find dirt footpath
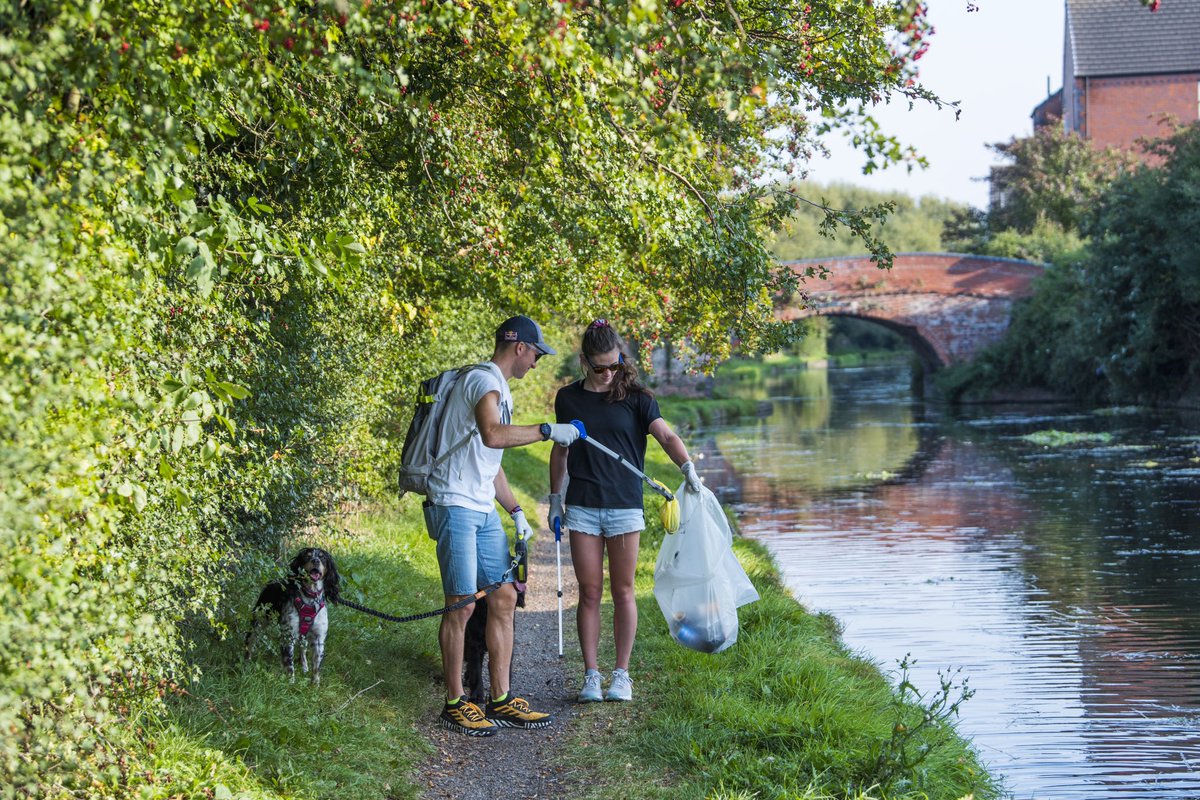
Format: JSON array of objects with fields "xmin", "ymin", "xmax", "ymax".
[{"xmin": 416, "ymin": 520, "xmax": 584, "ymax": 800}]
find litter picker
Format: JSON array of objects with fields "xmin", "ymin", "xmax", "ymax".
[{"xmin": 569, "ymin": 419, "xmax": 681, "ymax": 533}]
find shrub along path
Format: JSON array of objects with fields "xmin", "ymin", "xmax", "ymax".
[{"xmin": 417, "ymin": 502, "xmax": 585, "ymax": 800}]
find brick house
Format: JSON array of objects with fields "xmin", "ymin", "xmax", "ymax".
[{"xmin": 1057, "ymin": 0, "xmax": 1200, "ymax": 151}]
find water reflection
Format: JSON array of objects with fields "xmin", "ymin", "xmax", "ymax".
[{"xmin": 700, "ymin": 365, "xmax": 1200, "ymax": 800}]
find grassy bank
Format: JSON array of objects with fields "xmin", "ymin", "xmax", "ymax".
[
  {"xmin": 720, "ymin": 352, "xmax": 911, "ymax": 376},
  {"xmin": 657, "ymin": 395, "xmax": 767, "ymax": 431},
  {"xmin": 112, "ymin": 418, "xmax": 996, "ymax": 800}
]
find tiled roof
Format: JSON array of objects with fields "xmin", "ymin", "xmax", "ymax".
[{"xmin": 1067, "ymin": 0, "xmax": 1200, "ymax": 77}]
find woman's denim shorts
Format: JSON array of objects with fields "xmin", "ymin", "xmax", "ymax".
[
  {"xmin": 565, "ymin": 505, "xmax": 645, "ymax": 538},
  {"xmin": 423, "ymin": 504, "xmax": 512, "ymax": 596}
]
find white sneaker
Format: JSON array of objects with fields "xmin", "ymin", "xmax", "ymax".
[
  {"xmin": 578, "ymin": 669, "xmax": 603, "ymax": 703},
  {"xmin": 606, "ymin": 668, "xmax": 633, "ymax": 702}
]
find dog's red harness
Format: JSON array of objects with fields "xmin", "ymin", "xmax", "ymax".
[{"xmin": 293, "ymin": 588, "xmax": 325, "ymax": 636}]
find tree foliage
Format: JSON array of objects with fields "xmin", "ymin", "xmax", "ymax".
[
  {"xmin": 939, "ymin": 124, "xmax": 1200, "ymax": 404},
  {"xmin": 769, "ymin": 181, "xmax": 966, "ymax": 261},
  {"xmin": 943, "ymin": 124, "xmax": 1136, "ymax": 263},
  {"xmin": 1, "ymin": 0, "xmax": 941, "ymax": 792},
  {"xmin": 1077, "ymin": 124, "xmax": 1200, "ymax": 400},
  {"xmin": 984, "ymin": 125, "xmax": 1137, "ymax": 235}
]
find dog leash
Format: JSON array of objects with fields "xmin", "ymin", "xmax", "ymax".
[
  {"xmin": 332, "ymin": 583, "xmax": 504, "ymax": 623},
  {"xmin": 331, "ymin": 550, "xmax": 524, "ymax": 624}
]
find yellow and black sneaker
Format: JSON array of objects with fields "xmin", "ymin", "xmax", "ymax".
[
  {"xmin": 485, "ymin": 693, "xmax": 553, "ymax": 729},
  {"xmin": 440, "ymin": 696, "xmax": 498, "ymax": 737}
]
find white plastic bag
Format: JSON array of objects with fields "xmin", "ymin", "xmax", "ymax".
[{"xmin": 653, "ymin": 484, "xmax": 759, "ymax": 653}]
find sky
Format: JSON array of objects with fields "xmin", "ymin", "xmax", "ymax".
[{"xmin": 802, "ymin": 0, "xmax": 1066, "ymax": 210}]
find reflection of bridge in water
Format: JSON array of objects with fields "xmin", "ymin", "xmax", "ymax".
[{"xmin": 778, "ymin": 253, "xmax": 1044, "ymax": 372}]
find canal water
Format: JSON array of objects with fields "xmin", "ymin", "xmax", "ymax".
[{"xmin": 697, "ymin": 364, "xmax": 1200, "ymax": 800}]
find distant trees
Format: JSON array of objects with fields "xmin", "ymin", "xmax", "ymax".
[{"xmin": 769, "ymin": 182, "xmax": 967, "ymax": 261}]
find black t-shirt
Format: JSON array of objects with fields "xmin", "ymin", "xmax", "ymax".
[{"xmin": 555, "ymin": 381, "xmax": 662, "ymax": 509}]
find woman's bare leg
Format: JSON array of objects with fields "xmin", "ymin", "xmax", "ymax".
[
  {"xmin": 571, "ymin": 530, "xmax": 606, "ymax": 670},
  {"xmin": 606, "ymin": 530, "xmax": 641, "ymax": 671}
]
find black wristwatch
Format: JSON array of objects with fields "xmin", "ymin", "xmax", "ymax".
[{"xmin": 539, "ymin": 423, "xmax": 552, "ymax": 441}]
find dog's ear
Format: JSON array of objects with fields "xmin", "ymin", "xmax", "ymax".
[
  {"xmin": 287, "ymin": 550, "xmax": 309, "ymax": 577},
  {"xmin": 320, "ymin": 550, "xmax": 340, "ymax": 602}
]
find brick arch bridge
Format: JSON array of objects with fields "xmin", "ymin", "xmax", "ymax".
[{"xmin": 777, "ymin": 253, "xmax": 1045, "ymax": 370}]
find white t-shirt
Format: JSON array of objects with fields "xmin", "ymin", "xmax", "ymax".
[{"xmin": 426, "ymin": 362, "xmax": 513, "ymax": 513}]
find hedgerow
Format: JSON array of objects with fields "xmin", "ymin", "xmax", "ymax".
[{"xmin": 1, "ymin": 1, "xmax": 939, "ymax": 794}]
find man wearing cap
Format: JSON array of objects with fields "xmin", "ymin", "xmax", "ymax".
[{"xmin": 425, "ymin": 314, "xmax": 580, "ymax": 736}]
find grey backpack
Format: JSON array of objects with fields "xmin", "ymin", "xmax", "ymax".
[{"xmin": 397, "ymin": 365, "xmax": 487, "ymax": 496}]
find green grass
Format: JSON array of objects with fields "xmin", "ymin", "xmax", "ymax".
[
  {"xmin": 827, "ymin": 350, "xmax": 912, "ymax": 368},
  {"xmin": 114, "ymin": 506, "xmax": 447, "ymax": 800},
  {"xmin": 103, "ymin": 430, "xmax": 996, "ymax": 800},
  {"xmin": 725, "ymin": 354, "xmax": 819, "ymax": 373}
]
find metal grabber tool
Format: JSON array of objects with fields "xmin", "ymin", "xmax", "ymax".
[{"xmin": 568, "ymin": 419, "xmax": 681, "ymax": 533}]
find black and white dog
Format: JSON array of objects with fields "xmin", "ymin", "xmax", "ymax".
[{"xmin": 245, "ymin": 548, "xmax": 340, "ymax": 685}]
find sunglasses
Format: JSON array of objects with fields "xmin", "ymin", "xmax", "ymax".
[
  {"xmin": 585, "ymin": 354, "xmax": 624, "ymax": 374},
  {"xmin": 520, "ymin": 342, "xmax": 545, "ymax": 362}
]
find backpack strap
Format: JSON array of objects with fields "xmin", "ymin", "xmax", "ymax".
[
  {"xmin": 430, "ymin": 426, "xmax": 479, "ymax": 469},
  {"xmin": 429, "ymin": 363, "xmax": 494, "ymax": 472}
]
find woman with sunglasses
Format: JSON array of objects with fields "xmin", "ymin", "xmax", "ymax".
[{"xmin": 548, "ymin": 319, "xmax": 702, "ymax": 703}]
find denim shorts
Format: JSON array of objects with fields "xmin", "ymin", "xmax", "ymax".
[
  {"xmin": 423, "ymin": 503, "xmax": 513, "ymax": 596},
  {"xmin": 565, "ymin": 505, "xmax": 645, "ymax": 538}
]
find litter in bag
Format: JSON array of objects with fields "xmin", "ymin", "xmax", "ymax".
[{"xmin": 653, "ymin": 484, "xmax": 759, "ymax": 654}]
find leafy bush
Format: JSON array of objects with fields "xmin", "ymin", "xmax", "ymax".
[
  {"xmin": 0, "ymin": 0, "xmax": 952, "ymax": 793},
  {"xmin": 1075, "ymin": 126, "xmax": 1200, "ymax": 401}
]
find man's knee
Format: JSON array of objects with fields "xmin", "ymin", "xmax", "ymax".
[
  {"xmin": 443, "ymin": 599, "xmax": 477, "ymax": 629},
  {"xmin": 487, "ymin": 583, "xmax": 517, "ymax": 614}
]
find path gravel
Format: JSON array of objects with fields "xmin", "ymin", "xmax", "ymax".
[{"xmin": 416, "ymin": 518, "xmax": 586, "ymax": 800}]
